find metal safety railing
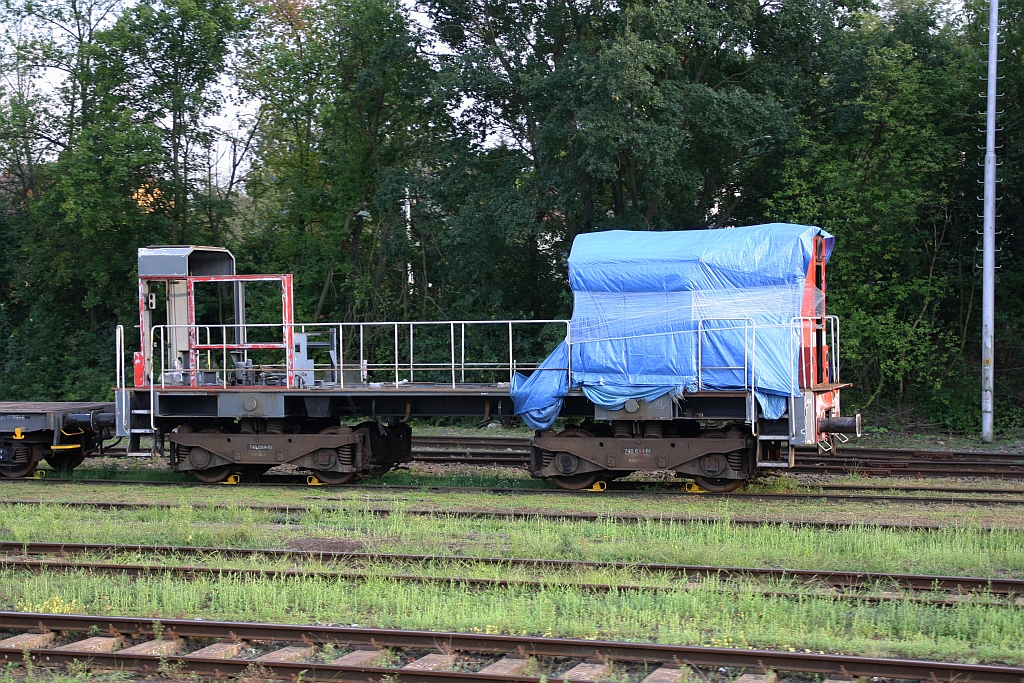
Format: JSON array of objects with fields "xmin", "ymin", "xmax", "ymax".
[
  {"xmin": 693, "ymin": 316, "xmax": 840, "ymax": 395},
  {"xmin": 693, "ymin": 315, "xmax": 841, "ymax": 425},
  {"xmin": 145, "ymin": 319, "xmax": 570, "ymax": 391},
  {"xmin": 789, "ymin": 315, "xmax": 840, "ymax": 392},
  {"xmin": 697, "ymin": 317, "xmax": 757, "ymax": 424}
]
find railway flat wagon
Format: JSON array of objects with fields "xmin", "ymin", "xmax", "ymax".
[
  {"xmin": 0, "ymin": 402, "xmax": 114, "ymax": 477},
  {"xmin": 100, "ymin": 223, "xmax": 859, "ymax": 489}
]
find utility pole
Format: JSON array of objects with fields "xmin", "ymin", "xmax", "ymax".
[{"xmin": 981, "ymin": 0, "xmax": 1000, "ymax": 443}]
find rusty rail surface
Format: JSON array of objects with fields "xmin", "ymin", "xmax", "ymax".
[
  {"xmin": 4, "ymin": 556, "xmax": 983, "ymax": 604},
  {"xmin": 4, "ymin": 473, "xmax": 1024, "ymax": 503},
  {"xmin": 0, "ymin": 612, "xmax": 1022, "ymax": 683},
  {"xmin": 3, "ymin": 540, "xmax": 1022, "ymax": 596},
  {"xmin": 0, "ymin": 498, "xmax": 1012, "ymax": 531},
  {"xmin": 0, "ymin": 498, "xmax": 1013, "ymax": 531}
]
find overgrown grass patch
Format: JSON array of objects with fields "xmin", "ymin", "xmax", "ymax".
[
  {"xmin": 2, "ymin": 503, "xmax": 1022, "ymax": 577},
  {"xmin": 2, "ymin": 568, "xmax": 1021, "ymax": 664},
  {"xmin": 4, "ymin": 480, "xmax": 1023, "ymax": 530}
]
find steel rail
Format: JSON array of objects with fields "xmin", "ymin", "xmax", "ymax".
[
  {"xmin": 5, "ymin": 475, "xmax": 1024, "ymax": 503},
  {"xmin": 412, "ymin": 436, "xmax": 1024, "ymax": 463},
  {"xmin": 0, "ymin": 557, "xmax": 1009, "ymax": 606},
  {"xmin": 1, "ymin": 612, "xmax": 1022, "ymax": 683},
  {"xmin": 789, "ymin": 464, "xmax": 1024, "ymax": 479},
  {"xmin": 3, "ymin": 540, "xmax": 1021, "ymax": 595},
  {"xmin": 0, "ymin": 499, "xmax": 1011, "ymax": 531}
]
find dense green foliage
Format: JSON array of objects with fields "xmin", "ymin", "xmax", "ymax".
[{"xmin": 0, "ymin": 0, "xmax": 1021, "ymax": 430}]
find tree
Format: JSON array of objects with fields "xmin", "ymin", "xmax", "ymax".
[
  {"xmin": 237, "ymin": 0, "xmax": 445, "ymax": 323},
  {"xmin": 767, "ymin": 3, "xmax": 979, "ymax": 425},
  {"xmin": 415, "ymin": 0, "xmax": 860, "ymax": 321},
  {"xmin": 99, "ymin": 0, "xmax": 240, "ymax": 244}
]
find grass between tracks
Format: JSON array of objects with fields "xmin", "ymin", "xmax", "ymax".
[
  {"xmin": 1, "ymin": 489, "xmax": 1023, "ymax": 665},
  {"xmin": 2, "ymin": 566, "xmax": 1023, "ymax": 664},
  {"xmin": 5, "ymin": 476, "xmax": 1024, "ymax": 529},
  {"xmin": 1, "ymin": 503, "xmax": 1023, "ymax": 577}
]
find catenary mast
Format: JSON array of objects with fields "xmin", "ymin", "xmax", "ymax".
[{"xmin": 981, "ymin": 0, "xmax": 1000, "ymax": 443}]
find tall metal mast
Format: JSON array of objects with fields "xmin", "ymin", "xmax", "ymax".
[{"xmin": 981, "ymin": 0, "xmax": 1000, "ymax": 442}]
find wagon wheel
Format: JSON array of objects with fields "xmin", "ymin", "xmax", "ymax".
[
  {"xmin": 310, "ymin": 426, "xmax": 358, "ymax": 485},
  {"xmin": 0, "ymin": 443, "xmax": 40, "ymax": 478},
  {"xmin": 690, "ymin": 428, "xmax": 748, "ymax": 492},
  {"xmin": 189, "ymin": 428, "xmax": 235, "ymax": 483},
  {"xmin": 550, "ymin": 427, "xmax": 605, "ymax": 491},
  {"xmin": 45, "ymin": 448, "xmax": 85, "ymax": 472},
  {"xmin": 692, "ymin": 476, "xmax": 746, "ymax": 493}
]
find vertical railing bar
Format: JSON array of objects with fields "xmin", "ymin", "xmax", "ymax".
[
  {"xmin": 450, "ymin": 323, "xmax": 456, "ymax": 389},
  {"xmin": 359, "ymin": 325, "xmax": 364, "ymax": 384},
  {"xmin": 751, "ymin": 320, "xmax": 757, "ymax": 430},
  {"xmin": 566, "ymin": 321, "xmax": 572, "ymax": 383},
  {"xmin": 339, "ymin": 324, "xmax": 345, "ymax": 388},
  {"xmin": 697, "ymin": 320, "xmax": 703, "ymax": 391},
  {"xmin": 160, "ymin": 327, "xmax": 166, "ymax": 389},
  {"xmin": 508, "ymin": 322, "xmax": 513, "ymax": 383},
  {"xmin": 461, "ymin": 323, "xmax": 465, "ymax": 383},
  {"xmin": 394, "ymin": 323, "xmax": 399, "ymax": 386},
  {"xmin": 115, "ymin": 325, "xmax": 122, "ymax": 391},
  {"xmin": 805, "ymin": 318, "xmax": 811, "ymax": 388},
  {"xmin": 410, "ymin": 322, "xmax": 414, "ymax": 383}
]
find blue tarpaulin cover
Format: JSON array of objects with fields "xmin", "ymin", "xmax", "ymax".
[{"xmin": 511, "ymin": 223, "xmax": 834, "ymax": 430}]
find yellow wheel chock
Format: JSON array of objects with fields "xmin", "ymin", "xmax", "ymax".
[
  {"xmin": 685, "ymin": 482, "xmax": 708, "ymax": 493},
  {"xmin": 306, "ymin": 475, "xmax": 324, "ymax": 486},
  {"xmin": 220, "ymin": 474, "xmax": 241, "ymax": 485},
  {"xmin": 586, "ymin": 481, "xmax": 607, "ymax": 492},
  {"xmin": 31, "ymin": 470, "xmax": 46, "ymax": 479}
]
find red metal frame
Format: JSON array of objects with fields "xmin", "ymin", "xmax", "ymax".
[
  {"xmin": 136, "ymin": 273, "xmax": 295, "ymax": 388},
  {"xmin": 798, "ymin": 236, "xmax": 828, "ymax": 390}
]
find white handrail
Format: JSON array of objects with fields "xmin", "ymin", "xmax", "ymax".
[
  {"xmin": 145, "ymin": 319, "xmax": 571, "ymax": 389},
  {"xmin": 115, "ymin": 324, "xmax": 125, "ymax": 391}
]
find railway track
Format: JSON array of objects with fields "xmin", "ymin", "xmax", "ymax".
[
  {"xmin": 7, "ymin": 556, "xmax": 991, "ymax": 604},
  {"xmin": 9, "ymin": 476, "xmax": 1024, "ymax": 497},
  {"xmin": 411, "ymin": 436, "xmax": 1024, "ymax": 476},
  {"xmin": 5, "ymin": 473, "xmax": 1024, "ymax": 504},
  {"xmin": 0, "ymin": 498, "xmax": 1012, "ymax": 531},
  {"xmin": 5, "ymin": 540, "xmax": 1022, "ymax": 596},
  {"xmin": 1, "ymin": 612, "xmax": 1021, "ymax": 683},
  {"xmin": 19, "ymin": 436, "xmax": 1024, "ymax": 488}
]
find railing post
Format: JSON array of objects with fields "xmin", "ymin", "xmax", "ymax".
[
  {"xmin": 394, "ymin": 323, "xmax": 399, "ymax": 386},
  {"xmin": 115, "ymin": 325, "xmax": 124, "ymax": 391},
  {"xmin": 508, "ymin": 321, "xmax": 513, "ymax": 383},
  {"xmin": 409, "ymin": 322, "xmax": 414, "ymax": 383},
  {"xmin": 339, "ymin": 324, "xmax": 345, "ymax": 388},
  {"xmin": 697, "ymin": 320, "xmax": 703, "ymax": 390},
  {"xmin": 566, "ymin": 321, "xmax": 572, "ymax": 383},
  {"xmin": 450, "ymin": 322, "xmax": 456, "ymax": 388}
]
